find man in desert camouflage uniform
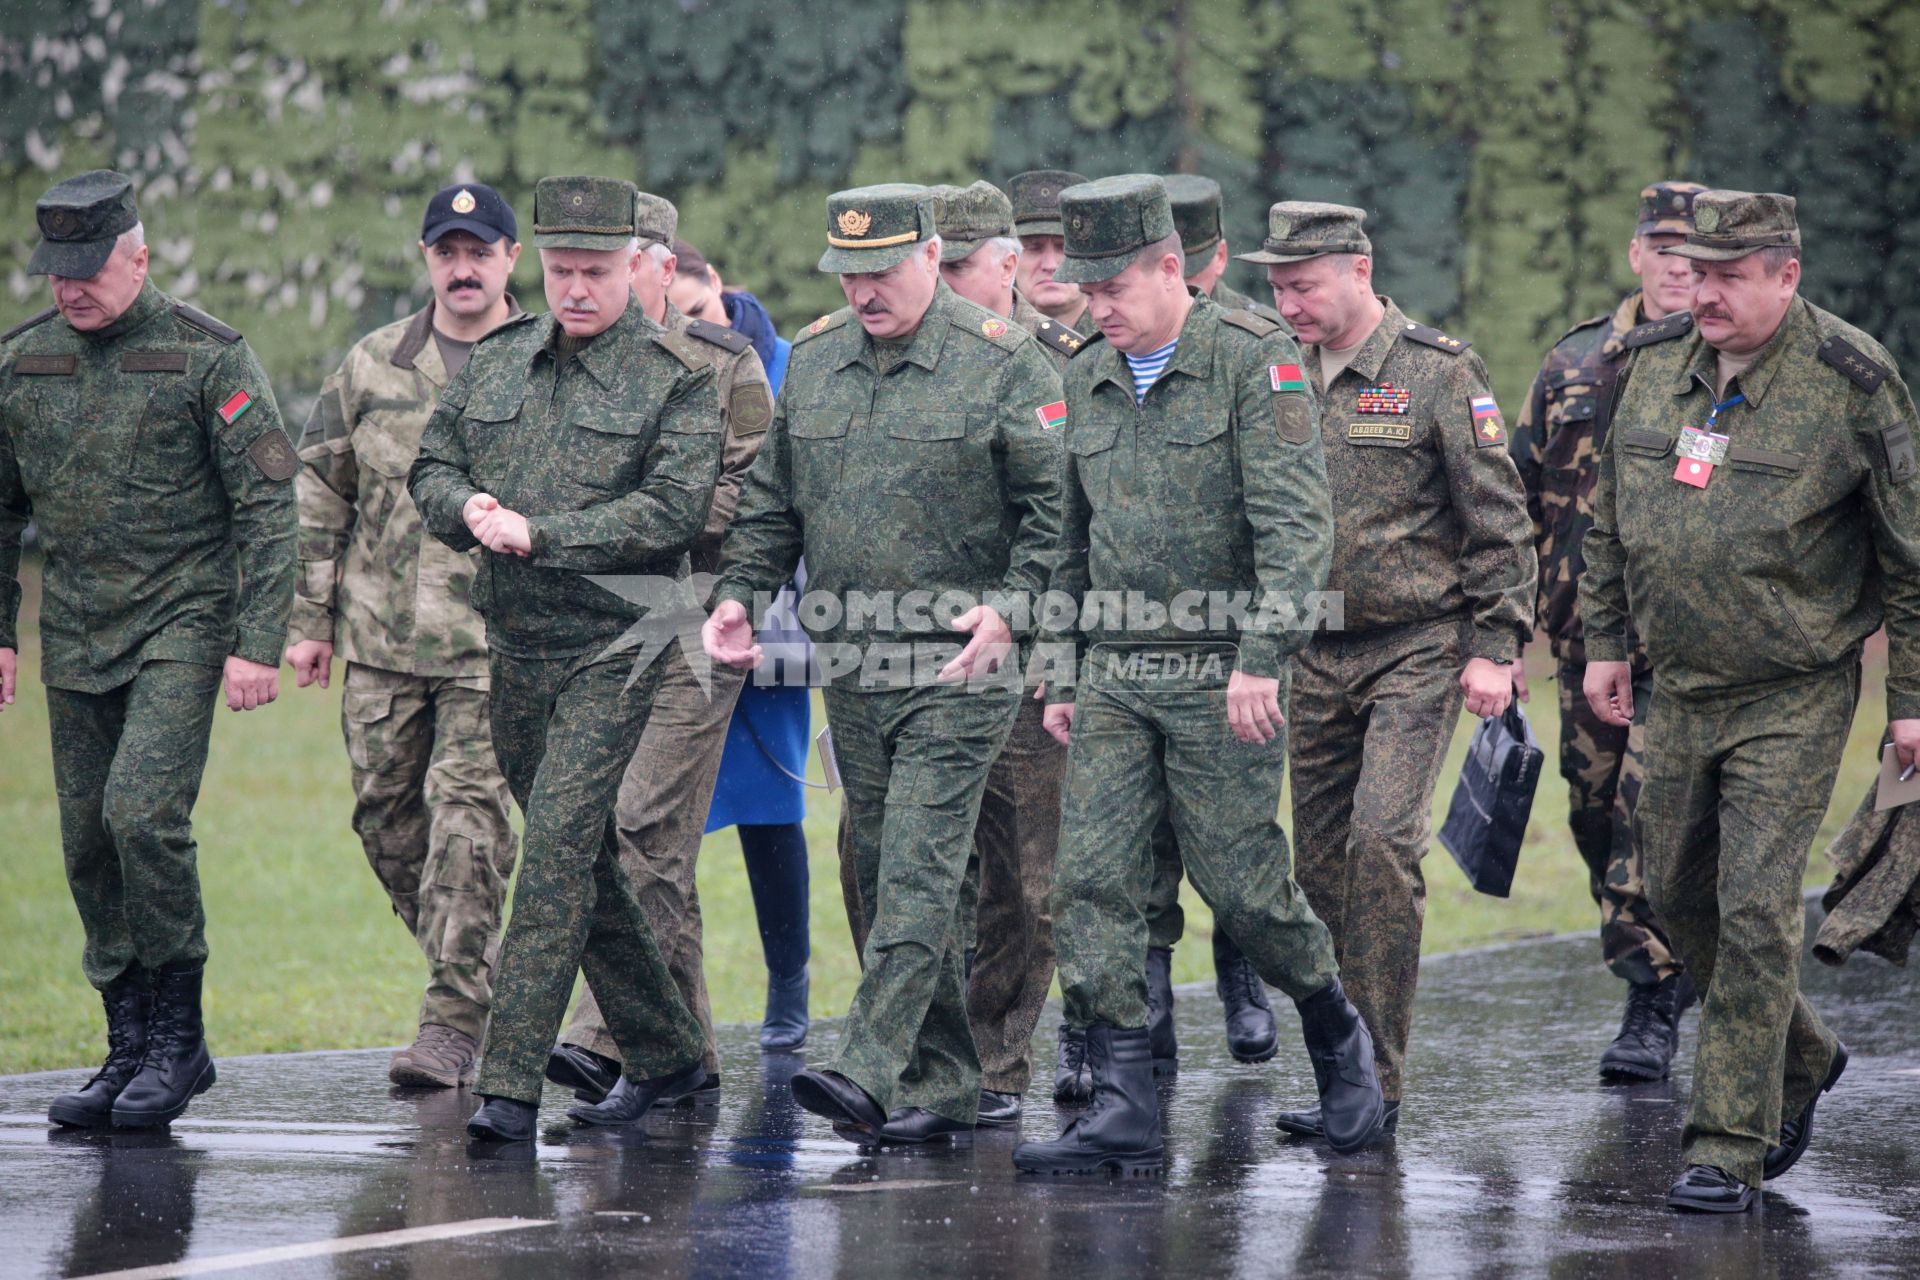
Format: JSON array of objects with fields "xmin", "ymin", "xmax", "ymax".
[
  {"xmin": 288, "ymin": 183, "xmax": 522, "ymax": 1089},
  {"xmin": 1511, "ymin": 181, "xmax": 1704, "ymax": 1083},
  {"xmin": 1241, "ymin": 202, "xmax": 1535, "ymax": 1142},
  {"xmin": 545, "ymin": 189, "xmax": 777, "ymax": 1111}
]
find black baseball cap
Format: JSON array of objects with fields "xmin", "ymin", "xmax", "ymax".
[{"xmin": 421, "ymin": 182, "xmax": 517, "ymax": 246}]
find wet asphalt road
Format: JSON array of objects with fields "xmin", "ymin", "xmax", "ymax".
[{"xmin": 2, "ymin": 903, "xmax": 1916, "ymax": 1279}]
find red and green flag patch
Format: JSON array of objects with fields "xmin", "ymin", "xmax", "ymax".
[
  {"xmin": 217, "ymin": 389, "xmax": 255, "ymax": 425},
  {"xmin": 1269, "ymin": 364, "xmax": 1307, "ymax": 393},
  {"xmin": 1036, "ymin": 400, "xmax": 1067, "ymax": 431}
]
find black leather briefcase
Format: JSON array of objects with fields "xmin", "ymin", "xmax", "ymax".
[{"xmin": 1438, "ymin": 700, "xmax": 1545, "ymax": 898}]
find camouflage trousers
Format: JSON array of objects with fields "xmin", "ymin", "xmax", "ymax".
[
  {"xmin": 1554, "ymin": 659, "xmax": 1681, "ymax": 987},
  {"xmin": 1638, "ymin": 664, "xmax": 1851, "ymax": 1189},
  {"xmin": 341, "ymin": 662, "xmax": 517, "ymax": 1042},
  {"xmin": 45, "ymin": 660, "xmax": 221, "ymax": 990},
  {"xmin": 825, "ymin": 681, "xmax": 1019, "ymax": 1126},
  {"xmin": 564, "ymin": 652, "xmax": 747, "ymax": 1075},
  {"xmin": 1289, "ymin": 616, "xmax": 1467, "ymax": 1103},
  {"xmin": 1054, "ymin": 666, "xmax": 1338, "ymax": 1030},
  {"xmin": 477, "ymin": 648, "xmax": 706, "ymax": 1103}
]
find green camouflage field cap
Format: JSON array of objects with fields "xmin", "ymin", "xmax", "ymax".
[
  {"xmin": 1636, "ymin": 180, "xmax": 1707, "ymax": 237},
  {"xmin": 934, "ymin": 180, "xmax": 1015, "ymax": 262},
  {"xmin": 1008, "ymin": 169, "xmax": 1088, "ymax": 238},
  {"xmin": 818, "ymin": 183, "xmax": 937, "ymax": 274},
  {"xmin": 1660, "ymin": 190, "xmax": 1800, "ymax": 262},
  {"xmin": 532, "ymin": 176, "xmax": 641, "ymax": 251},
  {"xmin": 1162, "ymin": 174, "xmax": 1227, "ymax": 275},
  {"xmin": 635, "ymin": 191, "xmax": 678, "ymax": 249},
  {"xmin": 1054, "ymin": 174, "xmax": 1178, "ymax": 285},
  {"xmin": 28, "ymin": 170, "xmax": 139, "ymax": 278},
  {"xmin": 1235, "ymin": 201, "xmax": 1371, "ymax": 265}
]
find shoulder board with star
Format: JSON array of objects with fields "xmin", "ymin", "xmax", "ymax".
[
  {"xmin": 1220, "ymin": 309, "xmax": 1282, "ymax": 339},
  {"xmin": 1032, "ymin": 316, "xmax": 1087, "ymax": 359},
  {"xmin": 684, "ymin": 317, "xmax": 752, "ymax": 355},
  {"xmin": 1818, "ymin": 336, "xmax": 1891, "ymax": 394},
  {"xmin": 1621, "ymin": 311, "xmax": 1693, "ymax": 350},
  {"xmin": 170, "ymin": 302, "xmax": 243, "ymax": 344},
  {"xmin": 1, "ymin": 306, "xmax": 57, "ymax": 345},
  {"xmin": 1400, "ymin": 321, "xmax": 1471, "ymax": 354},
  {"xmin": 1554, "ymin": 311, "xmax": 1610, "ymax": 346},
  {"xmin": 652, "ymin": 327, "xmax": 712, "ymax": 372},
  {"xmin": 793, "ymin": 309, "xmax": 853, "ymax": 345}
]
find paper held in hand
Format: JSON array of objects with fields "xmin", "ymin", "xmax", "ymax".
[
  {"xmin": 816, "ymin": 726, "xmax": 842, "ymax": 793},
  {"xmin": 1873, "ymin": 742, "xmax": 1920, "ymax": 811}
]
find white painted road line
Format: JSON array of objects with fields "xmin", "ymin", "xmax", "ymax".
[{"xmin": 73, "ymin": 1217, "xmax": 555, "ymax": 1280}]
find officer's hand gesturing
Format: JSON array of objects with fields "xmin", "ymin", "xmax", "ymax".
[
  {"xmin": 1226, "ymin": 670, "xmax": 1284, "ymax": 744},
  {"xmin": 223, "ymin": 654, "xmax": 280, "ymax": 712},
  {"xmin": 1892, "ymin": 718, "xmax": 1920, "ymax": 771},
  {"xmin": 1583, "ymin": 660, "xmax": 1634, "ymax": 728},
  {"xmin": 1042, "ymin": 701, "xmax": 1076, "ymax": 746},
  {"xmin": 703, "ymin": 598, "xmax": 764, "ymax": 669},
  {"xmin": 0, "ymin": 646, "xmax": 14, "ymax": 711},
  {"xmin": 285, "ymin": 639, "xmax": 334, "ymax": 689},
  {"xmin": 1460, "ymin": 657, "xmax": 1515, "ymax": 719},
  {"xmin": 938, "ymin": 605, "xmax": 1013, "ymax": 684}
]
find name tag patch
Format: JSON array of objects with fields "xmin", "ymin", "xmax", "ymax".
[
  {"xmin": 13, "ymin": 354, "xmax": 75, "ymax": 376},
  {"xmin": 1348, "ymin": 421, "xmax": 1412, "ymax": 443}
]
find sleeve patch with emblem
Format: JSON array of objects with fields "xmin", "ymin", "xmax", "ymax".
[
  {"xmin": 1275, "ymin": 395, "xmax": 1313, "ymax": 445},
  {"xmin": 1470, "ymin": 394, "xmax": 1507, "ymax": 447},
  {"xmin": 247, "ymin": 426, "xmax": 299, "ymax": 481},
  {"xmin": 1269, "ymin": 363, "xmax": 1307, "ymax": 393},
  {"xmin": 1879, "ymin": 423, "xmax": 1916, "ymax": 485},
  {"xmin": 730, "ymin": 382, "xmax": 773, "ymax": 434},
  {"xmin": 1037, "ymin": 401, "xmax": 1067, "ymax": 431},
  {"xmin": 217, "ymin": 389, "xmax": 255, "ymax": 425}
]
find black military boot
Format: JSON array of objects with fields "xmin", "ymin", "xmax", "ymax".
[
  {"xmin": 1666, "ymin": 1164, "xmax": 1760, "ymax": 1213},
  {"xmin": 1145, "ymin": 946, "xmax": 1177, "ymax": 1078},
  {"xmin": 1053, "ymin": 1024, "xmax": 1092, "ymax": 1105},
  {"xmin": 111, "ymin": 963, "xmax": 215, "ymax": 1128},
  {"xmin": 1288, "ymin": 980, "xmax": 1385, "ymax": 1153},
  {"xmin": 1599, "ymin": 972, "xmax": 1692, "ymax": 1082},
  {"xmin": 1765, "ymin": 1042, "xmax": 1848, "ymax": 1181},
  {"xmin": 546, "ymin": 1043, "xmax": 622, "ymax": 1104},
  {"xmin": 48, "ymin": 980, "xmax": 152, "ymax": 1128},
  {"xmin": 567, "ymin": 1060, "xmax": 710, "ymax": 1127},
  {"xmin": 1213, "ymin": 932, "xmax": 1278, "ymax": 1063},
  {"xmin": 467, "ymin": 1096, "xmax": 539, "ymax": 1142},
  {"xmin": 1272, "ymin": 1100, "xmax": 1401, "ymax": 1140},
  {"xmin": 1013, "ymin": 1025, "xmax": 1165, "ymax": 1175}
]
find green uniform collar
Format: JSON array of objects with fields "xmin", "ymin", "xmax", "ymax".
[
  {"xmin": 835, "ymin": 279, "xmax": 957, "ymax": 373},
  {"xmin": 1086, "ymin": 289, "xmax": 1216, "ymax": 400},
  {"xmin": 82, "ymin": 280, "xmax": 167, "ymax": 344},
  {"xmin": 1321, "ymin": 295, "xmax": 1403, "ymax": 388},
  {"xmin": 534, "ymin": 298, "xmax": 657, "ymax": 389},
  {"xmin": 1671, "ymin": 295, "xmax": 1807, "ymax": 409}
]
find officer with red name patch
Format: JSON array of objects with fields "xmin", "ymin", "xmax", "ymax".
[{"xmin": 0, "ymin": 171, "xmax": 298, "ymax": 1131}]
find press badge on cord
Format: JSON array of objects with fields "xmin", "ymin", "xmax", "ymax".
[{"xmin": 1674, "ymin": 426, "xmax": 1729, "ymax": 489}]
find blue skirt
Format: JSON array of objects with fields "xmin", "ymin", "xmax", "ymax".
[{"xmin": 706, "ymin": 681, "xmax": 812, "ymax": 831}]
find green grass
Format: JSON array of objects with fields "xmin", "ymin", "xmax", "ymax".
[{"xmin": 0, "ymin": 559, "xmax": 1884, "ymax": 1072}]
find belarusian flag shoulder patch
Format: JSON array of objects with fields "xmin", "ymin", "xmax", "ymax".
[
  {"xmin": 217, "ymin": 389, "xmax": 255, "ymax": 425},
  {"xmin": 1036, "ymin": 400, "xmax": 1067, "ymax": 431},
  {"xmin": 1270, "ymin": 363, "xmax": 1307, "ymax": 393}
]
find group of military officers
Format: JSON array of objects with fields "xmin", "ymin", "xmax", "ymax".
[{"xmin": 3, "ymin": 155, "xmax": 1914, "ymax": 1215}]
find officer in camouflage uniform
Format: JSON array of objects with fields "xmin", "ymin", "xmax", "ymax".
[
  {"xmin": 1582, "ymin": 191, "xmax": 1920, "ymax": 1212},
  {"xmin": 548, "ymin": 190, "xmax": 776, "ymax": 1108},
  {"xmin": 409, "ymin": 175, "xmax": 721, "ymax": 1142},
  {"xmin": 1239, "ymin": 203, "xmax": 1536, "ymax": 1140},
  {"xmin": 288, "ymin": 182, "xmax": 521, "ymax": 1089},
  {"xmin": 1010, "ymin": 169, "xmax": 1097, "ymax": 339},
  {"xmin": 1014, "ymin": 175, "xmax": 1384, "ymax": 1175},
  {"xmin": 1511, "ymin": 181, "xmax": 1704, "ymax": 1082},
  {"xmin": 1165, "ymin": 174, "xmax": 1287, "ymax": 327},
  {"xmin": 705, "ymin": 183, "xmax": 1061, "ymax": 1146},
  {"xmin": 0, "ymin": 172, "xmax": 298, "ymax": 1129}
]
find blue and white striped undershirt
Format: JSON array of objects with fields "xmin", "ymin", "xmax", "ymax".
[{"xmin": 1123, "ymin": 339, "xmax": 1177, "ymax": 402}]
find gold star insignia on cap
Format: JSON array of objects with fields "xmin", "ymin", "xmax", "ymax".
[
  {"xmin": 836, "ymin": 209, "xmax": 873, "ymax": 238},
  {"xmin": 451, "ymin": 188, "xmax": 477, "ymax": 214}
]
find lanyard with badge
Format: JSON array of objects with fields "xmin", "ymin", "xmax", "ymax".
[{"xmin": 1674, "ymin": 392, "xmax": 1744, "ymax": 489}]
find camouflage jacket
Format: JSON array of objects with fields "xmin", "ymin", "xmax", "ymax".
[
  {"xmin": 1582, "ymin": 296, "xmax": 1920, "ymax": 718},
  {"xmin": 0, "ymin": 283, "xmax": 297, "ymax": 692},
  {"xmin": 1043, "ymin": 292, "xmax": 1332, "ymax": 698},
  {"xmin": 1211, "ymin": 280, "xmax": 1289, "ymax": 331},
  {"xmin": 1305, "ymin": 297, "xmax": 1535, "ymax": 660},
  {"xmin": 1012, "ymin": 290, "xmax": 1089, "ymax": 370},
  {"xmin": 290, "ymin": 301, "xmax": 513, "ymax": 677},
  {"xmin": 660, "ymin": 301, "xmax": 774, "ymax": 577},
  {"xmin": 713, "ymin": 281, "xmax": 1062, "ymax": 672},
  {"xmin": 408, "ymin": 302, "xmax": 722, "ymax": 660},
  {"xmin": 1512, "ymin": 291, "xmax": 1661, "ymax": 669}
]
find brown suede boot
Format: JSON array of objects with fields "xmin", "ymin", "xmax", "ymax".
[{"xmin": 389, "ymin": 1024, "xmax": 479, "ymax": 1089}]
